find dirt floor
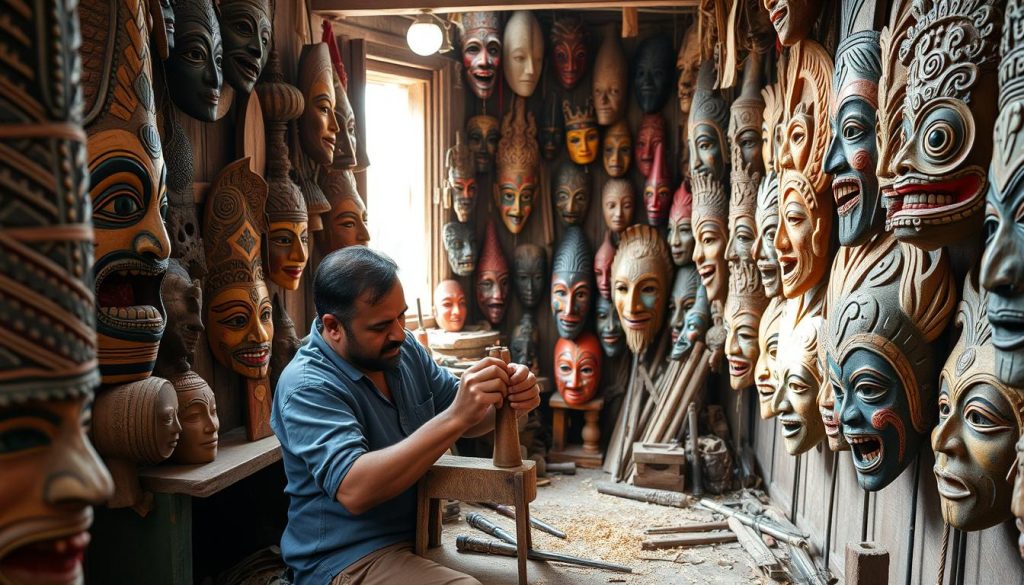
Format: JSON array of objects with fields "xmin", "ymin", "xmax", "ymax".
[{"xmin": 424, "ymin": 468, "xmax": 770, "ymax": 585}]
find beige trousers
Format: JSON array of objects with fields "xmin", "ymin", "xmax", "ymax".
[{"xmin": 330, "ymin": 542, "xmax": 481, "ymax": 585}]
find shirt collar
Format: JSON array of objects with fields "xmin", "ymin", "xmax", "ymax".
[{"xmin": 309, "ymin": 318, "xmax": 366, "ymax": 382}]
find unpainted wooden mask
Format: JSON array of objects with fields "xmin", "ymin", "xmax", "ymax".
[
  {"xmin": 691, "ymin": 173, "xmax": 730, "ymax": 306},
  {"xmin": 601, "ymin": 179, "xmax": 635, "ymax": 234},
  {"xmin": 298, "ymin": 43, "xmax": 340, "ymax": 167},
  {"xmin": 592, "ymin": 24, "xmax": 627, "ymax": 125},
  {"xmin": 761, "ymin": 0, "xmax": 823, "ymax": 47},
  {"xmin": 320, "ymin": 169, "xmax": 369, "ymax": 253},
  {"xmin": 503, "ymin": 11, "xmax": 544, "ymax": 98},
  {"xmin": 688, "ymin": 60, "xmax": 730, "ymax": 183},
  {"xmin": 755, "ymin": 297, "xmax": 785, "ymax": 419},
  {"xmin": 461, "ymin": 12, "xmax": 502, "ymax": 100},
  {"xmin": 168, "ymin": 370, "xmax": 219, "ymax": 464},
  {"xmin": 676, "ymin": 25, "xmax": 700, "ymax": 117},
  {"xmin": 551, "ymin": 226, "xmax": 593, "ymax": 340},
  {"xmin": 555, "ymin": 332, "xmax": 603, "ymax": 405},
  {"xmin": 725, "ymin": 168, "xmax": 768, "ymax": 390},
  {"xmin": 753, "ymin": 169, "xmax": 782, "ymax": 298},
  {"xmin": 611, "ymin": 225, "xmax": 672, "ymax": 353},
  {"xmin": 773, "ymin": 290, "xmax": 826, "ymax": 454}
]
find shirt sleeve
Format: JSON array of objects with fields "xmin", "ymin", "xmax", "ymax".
[
  {"xmin": 406, "ymin": 330, "xmax": 460, "ymax": 412},
  {"xmin": 278, "ymin": 384, "xmax": 368, "ymax": 501}
]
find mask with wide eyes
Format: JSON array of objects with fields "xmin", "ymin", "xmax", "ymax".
[{"xmin": 910, "ymin": 99, "xmax": 973, "ymax": 176}]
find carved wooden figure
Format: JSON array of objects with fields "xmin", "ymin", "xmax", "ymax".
[
  {"xmin": 168, "ymin": 370, "xmax": 219, "ymax": 464},
  {"xmin": 461, "ymin": 12, "xmax": 502, "ymax": 100},
  {"xmin": 551, "ymin": 227, "xmax": 593, "ymax": 340},
  {"xmin": 513, "ymin": 244, "xmax": 546, "ymax": 310},
  {"xmin": 433, "ymin": 280, "xmax": 468, "ymax": 332},
  {"xmin": 611, "ymin": 225, "xmax": 672, "ymax": 353},
  {"xmin": 592, "ymin": 24, "xmax": 628, "ymax": 126},
  {"xmin": 562, "ymin": 99, "xmax": 599, "ymax": 165},
  {"xmin": 0, "ymin": 0, "xmax": 115, "ymax": 575},
  {"xmin": 594, "ymin": 232, "xmax": 616, "ymax": 300},
  {"xmin": 82, "ymin": 0, "xmax": 171, "ymax": 385},
  {"xmin": 320, "ymin": 169, "xmax": 370, "ymax": 253},
  {"xmin": 298, "ymin": 43, "xmax": 340, "ymax": 168},
  {"xmin": 476, "ymin": 222, "xmax": 510, "ymax": 326},
  {"xmin": 219, "ymin": 0, "xmax": 273, "ymax": 94},
  {"xmin": 596, "ymin": 295, "xmax": 626, "ymax": 358},
  {"xmin": 551, "ymin": 15, "xmax": 587, "ymax": 90},
  {"xmin": 467, "ymin": 114, "xmax": 500, "ymax": 175},
  {"xmin": 554, "ymin": 332, "xmax": 603, "ymax": 406},
  {"xmin": 643, "ymin": 143, "xmax": 672, "ymax": 227},
  {"xmin": 887, "ymin": 0, "xmax": 999, "ymax": 251},
  {"xmin": 692, "ymin": 173, "xmax": 729, "ymax": 308},
  {"xmin": 495, "ymin": 97, "xmax": 539, "ymax": 234},
  {"xmin": 503, "ymin": 11, "xmax": 543, "ymax": 98},
  {"xmin": 933, "ymin": 271, "xmax": 1023, "ymax": 531},
  {"xmin": 443, "ymin": 221, "xmax": 476, "ymax": 276},
  {"xmin": 601, "ymin": 179, "xmax": 635, "ymax": 235},
  {"xmin": 676, "ymin": 24, "xmax": 700, "ymax": 118},
  {"xmin": 553, "ymin": 161, "xmax": 590, "ymax": 225},
  {"xmin": 446, "ymin": 132, "xmax": 477, "ymax": 222},
  {"xmin": 602, "ymin": 119, "xmax": 631, "ymax": 178},
  {"xmin": 164, "ymin": 0, "xmax": 223, "ymax": 122}
]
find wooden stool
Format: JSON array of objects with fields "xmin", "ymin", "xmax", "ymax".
[
  {"xmin": 416, "ymin": 454, "xmax": 537, "ymax": 585},
  {"xmin": 548, "ymin": 393, "xmax": 604, "ymax": 468},
  {"xmin": 633, "ymin": 442, "xmax": 687, "ymax": 491}
]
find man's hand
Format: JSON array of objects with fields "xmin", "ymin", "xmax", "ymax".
[
  {"xmin": 449, "ymin": 357, "xmax": 509, "ymax": 431},
  {"xmin": 506, "ymin": 362, "xmax": 540, "ymax": 417}
]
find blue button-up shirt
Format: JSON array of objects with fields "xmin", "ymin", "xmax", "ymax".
[{"xmin": 270, "ymin": 320, "xmax": 459, "ymax": 585}]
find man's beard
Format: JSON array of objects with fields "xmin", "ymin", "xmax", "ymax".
[{"xmin": 347, "ymin": 338, "xmax": 403, "ymax": 372}]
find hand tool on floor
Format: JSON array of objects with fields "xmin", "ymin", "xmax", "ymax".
[
  {"xmin": 456, "ymin": 536, "xmax": 633, "ymax": 574},
  {"xmin": 595, "ymin": 481, "xmax": 692, "ymax": 508},
  {"xmin": 696, "ymin": 499, "xmax": 809, "ymax": 547},
  {"xmin": 475, "ymin": 502, "xmax": 566, "ymax": 539}
]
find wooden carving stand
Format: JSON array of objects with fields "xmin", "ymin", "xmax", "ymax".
[
  {"xmin": 415, "ymin": 346, "xmax": 537, "ymax": 585},
  {"xmin": 548, "ymin": 393, "xmax": 604, "ymax": 468},
  {"xmin": 245, "ymin": 377, "xmax": 273, "ymax": 441}
]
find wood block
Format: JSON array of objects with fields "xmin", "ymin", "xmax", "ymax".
[
  {"xmin": 845, "ymin": 542, "xmax": 889, "ymax": 585},
  {"xmin": 633, "ymin": 442, "xmax": 688, "ymax": 465},
  {"xmin": 548, "ymin": 444, "xmax": 604, "ymax": 469},
  {"xmin": 634, "ymin": 462, "xmax": 685, "ymax": 492},
  {"xmin": 426, "ymin": 327, "xmax": 500, "ymax": 350},
  {"xmin": 245, "ymin": 377, "xmax": 273, "ymax": 441}
]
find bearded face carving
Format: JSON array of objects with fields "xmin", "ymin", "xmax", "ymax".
[
  {"xmin": 592, "ymin": 24, "xmax": 628, "ymax": 125},
  {"xmin": 611, "ymin": 225, "xmax": 672, "ymax": 353},
  {"xmin": 513, "ymin": 243, "xmax": 546, "ymax": 310},
  {"xmin": 551, "ymin": 227, "xmax": 593, "ymax": 340},
  {"xmin": 602, "ymin": 179, "xmax": 635, "ymax": 234},
  {"xmin": 595, "ymin": 295, "xmax": 626, "ymax": 358},
  {"xmin": 886, "ymin": 0, "xmax": 999, "ymax": 251},
  {"xmin": 443, "ymin": 222, "xmax": 476, "ymax": 276},
  {"xmin": 461, "ymin": 12, "xmax": 502, "ymax": 100},
  {"xmin": 476, "ymin": 222, "xmax": 510, "ymax": 326},
  {"xmin": 495, "ymin": 97, "xmax": 539, "ymax": 234},
  {"xmin": 467, "ymin": 115, "xmax": 500, "ymax": 175},
  {"xmin": 551, "ymin": 16, "xmax": 587, "ymax": 90},
  {"xmin": 503, "ymin": 11, "xmax": 544, "ymax": 98}
]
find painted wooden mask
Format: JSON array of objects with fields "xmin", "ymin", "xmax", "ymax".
[
  {"xmin": 670, "ymin": 282, "xmax": 710, "ymax": 361},
  {"xmin": 511, "ymin": 313, "xmax": 540, "ymax": 372},
  {"xmin": 298, "ymin": 44, "xmax": 340, "ymax": 167},
  {"xmin": 552, "ymin": 227, "xmax": 593, "ymax": 340},
  {"xmin": 611, "ymin": 225, "xmax": 672, "ymax": 353},
  {"xmin": 540, "ymin": 97, "xmax": 564, "ymax": 161},
  {"xmin": 594, "ymin": 232, "xmax": 615, "ymax": 300},
  {"xmin": 84, "ymin": 0, "xmax": 171, "ymax": 385},
  {"xmin": 875, "ymin": 0, "xmax": 914, "ymax": 226},
  {"xmin": 495, "ymin": 97, "xmax": 539, "ymax": 234},
  {"xmin": 775, "ymin": 169, "xmax": 832, "ymax": 299},
  {"xmin": 433, "ymin": 279, "xmax": 468, "ymax": 332},
  {"xmin": 168, "ymin": 370, "xmax": 219, "ymax": 464},
  {"xmin": 156, "ymin": 260, "xmax": 204, "ymax": 376},
  {"xmin": 688, "ymin": 60, "xmax": 730, "ymax": 183},
  {"xmin": 0, "ymin": 0, "xmax": 114, "ymax": 573},
  {"xmin": 551, "ymin": 16, "xmax": 587, "ymax": 90},
  {"xmin": 218, "ymin": 0, "xmax": 272, "ymax": 94},
  {"xmin": 887, "ymin": 0, "xmax": 999, "ymax": 250},
  {"xmin": 777, "ymin": 41, "xmax": 832, "ymax": 198},
  {"xmin": 467, "ymin": 114, "xmax": 500, "ymax": 174},
  {"xmin": 461, "ymin": 12, "xmax": 502, "ymax": 100},
  {"xmin": 554, "ymin": 161, "xmax": 591, "ymax": 226},
  {"xmin": 476, "ymin": 222, "xmax": 510, "ymax": 326},
  {"xmin": 601, "ymin": 179, "xmax": 635, "ymax": 234},
  {"xmin": 933, "ymin": 271, "xmax": 1024, "ymax": 531},
  {"xmin": 265, "ymin": 153, "xmax": 310, "ymax": 291},
  {"xmin": 165, "ymin": 0, "xmax": 223, "ymax": 122},
  {"xmin": 513, "ymin": 243, "xmax": 546, "ymax": 309},
  {"xmin": 632, "ymin": 34, "xmax": 674, "ymax": 114},
  {"xmin": 592, "ymin": 25, "xmax": 627, "ymax": 125},
  {"xmin": 754, "ymin": 170, "xmax": 782, "ymax": 298},
  {"xmin": 596, "ymin": 295, "xmax": 626, "ymax": 358},
  {"xmin": 676, "ymin": 25, "xmax": 700, "ymax": 117},
  {"xmin": 825, "ymin": 236, "xmax": 956, "ymax": 491},
  {"xmin": 668, "ymin": 264, "xmax": 701, "ymax": 345},
  {"xmin": 774, "ymin": 295, "xmax": 825, "ymax": 454},
  {"xmin": 555, "ymin": 332, "xmax": 603, "ymax": 406},
  {"xmin": 668, "ymin": 181, "xmax": 695, "ymax": 267},
  {"xmin": 636, "ymin": 113, "xmax": 666, "ymax": 178},
  {"xmin": 443, "ymin": 221, "xmax": 476, "ymax": 276},
  {"xmin": 644, "ymin": 143, "xmax": 672, "ymax": 227},
  {"xmin": 446, "ymin": 132, "xmax": 477, "ymax": 223},
  {"xmin": 320, "ymin": 169, "xmax": 369, "ymax": 253},
  {"xmin": 602, "ymin": 120, "xmax": 632, "ymax": 177},
  {"xmin": 730, "ymin": 53, "xmax": 766, "ymax": 179},
  {"xmin": 824, "ymin": 6, "xmax": 884, "ymax": 247},
  {"xmin": 756, "ymin": 297, "xmax": 785, "ymax": 419},
  {"xmin": 691, "ymin": 173, "xmax": 730, "ymax": 305},
  {"xmin": 503, "ymin": 11, "xmax": 543, "ymax": 98},
  {"xmin": 761, "ymin": 0, "xmax": 823, "ymax": 47},
  {"xmin": 202, "ymin": 158, "xmax": 274, "ymax": 379},
  {"xmin": 563, "ymin": 99, "xmax": 599, "ymax": 165},
  {"xmin": 982, "ymin": 0, "xmax": 1024, "ymax": 389}
]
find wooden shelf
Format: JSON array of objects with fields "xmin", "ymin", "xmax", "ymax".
[{"xmin": 139, "ymin": 427, "xmax": 282, "ymax": 498}]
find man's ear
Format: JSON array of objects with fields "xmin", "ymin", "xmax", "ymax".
[{"xmin": 321, "ymin": 313, "xmax": 345, "ymax": 344}]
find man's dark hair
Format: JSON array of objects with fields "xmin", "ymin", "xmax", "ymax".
[{"xmin": 314, "ymin": 246, "xmax": 399, "ymax": 329}]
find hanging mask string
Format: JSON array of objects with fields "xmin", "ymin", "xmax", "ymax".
[{"xmin": 936, "ymin": 521, "xmax": 950, "ymax": 585}]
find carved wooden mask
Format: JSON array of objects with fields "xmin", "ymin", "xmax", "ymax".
[
  {"xmin": 551, "ymin": 16, "xmax": 587, "ymax": 90},
  {"xmin": 643, "ymin": 143, "xmax": 672, "ymax": 227},
  {"xmin": 443, "ymin": 221, "xmax": 476, "ymax": 276},
  {"xmin": 513, "ymin": 243, "xmax": 546, "ymax": 309},
  {"xmin": 165, "ymin": 0, "xmax": 223, "ymax": 122},
  {"xmin": 774, "ymin": 293, "xmax": 825, "ymax": 454},
  {"xmin": 875, "ymin": 0, "xmax": 915, "ymax": 220},
  {"xmin": 563, "ymin": 99, "xmax": 599, "ymax": 165},
  {"xmin": 503, "ymin": 11, "xmax": 543, "ymax": 98},
  {"xmin": 933, "ymin": 271, "xmax": 1024, "ymax": 531},
  {"xmin": 476, "ymin": 222, "xmax": 510, "ymax": 326},
  {"xmin": 668, "ymin": 181, "xmax": 695, "ymax": 267},
  {"xmin": 691, "ymin": 173, "xmax": 730, "ymax": 306},
  {"xmin": 83, "ymin": 0, "xmax": 171, "ymax": 385},
  {"xmin": 446, "ymin": 132, "xmax": 477, "ymax": 223},
  {"xmin": 730, "ymin": 53, "xmax": 766, "ymax": 179},
  {"xmin": 0, "ymin": 0, "xmax": 114, "ymax": 571},
  {"xmin": 602, "ymin": 119, "xmax": 632, "ymax": 177},
  {"xmin": 551, "ymin": 226, "xmax": 593, "ymax": 340},
  {"xmin": 611, "ymin": 225, "xmax": 672, "ymax": 353},
  {"xmin": 754, "ymin": 171, "xmax": 782, "ymax": 298},
  {"xmin": 93, "ymin": 377, "xmax": 181, "ymax": 465},
  {"xmin": 670, "ymin": 283, "xmax": 710, "ymax": 361},
  {"xmin": 553, "ymin": 161, "xmax": 590, "ymax": 226},
  {"xmin": 887, "ymin": 0, "xmax": 999, "ymax": 251},
  {"xmin": 633, "ymin": 34, "xmax": 674, "ymax": 114},
  {"xmin": 635, "ymin": 113, "xmax": 666, "ymax": 178},
  {"xmin": 761, "ymin": 0, "xmax": 824, "ymax": 47},
  {"xmin": 320, "ymin": 169, "xmax": 369, "ymax": 253},
  {"xmin": 981, "ymin": 0, "xmax": 1024, "ymax": 388},
  {"xmin": 596, "ymin": 295, "xmax": 626, "ymax": 358},
  {"xmin": 156, "ymin": 260, "xmax": 204, "ymax": 377},
  {"xmin": 218, "ymin": 0, "xmax": 272, "ymax": 94},
  {"xmin": 592, "ymin": 24, "xmax": 627, "ymax": 125},
  {"xmin": 668, "ymin": 264, "xmax": 701, "ymax": 345},
  {"xmin": 825, "ymin": 235, "xmax": 956, "ymax": 491},
  {"xmin": 168, "ymin": 370, "xmax": 219, "ymax": 464},
  {"xmin": 594, "ymin": 232, "xmax": 615, "ymax": 300},
  {"xmin": 461, "ymin": 11, "xmax": 502, "ymax": 100},
  {"xmin": 555, "ymin": 332, "xmax": 603, "ymax": 406},
  {"xmin": 601, "ymin": 179, "xmax": 635, "ymax": 234},
  {"xmin": 495, "ymin": 97, "xmax": 539, "ymax": 234},
  {"xmin": 756, "ymin": 297, "xmax": 785, "ymax": 419},
  {"xmin": 688, "ymin": 60, "xmax": 730, "ymax": 183},
  {"xmin": 511, "ymin": 313, "xmax": 540, "ymax": 372},
  {"xmin": 540, "ymin": 97, "xmax": 564, "ymax": 161},
  {"xmin": 433, "ymin": 279, "xmax": 468, "ymax": 332},
  {"xmin": 298, "ymin": 43, "xmax": 339, "ymax": 167},
  {"xmin": 467, "ymin": 114, "xmax": 500, "ymax": 175},
  {"xmin": 203, "ymin": 158, "xmax": 274, "ymax": 380},
  {"xmin": 676, "ymin": 24, "xmax": 700, "ymax": 116}
]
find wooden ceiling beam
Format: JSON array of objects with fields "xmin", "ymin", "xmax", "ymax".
[{"xmin": 311, "ymin": 0, "xmax": 697, "ymax": 17}]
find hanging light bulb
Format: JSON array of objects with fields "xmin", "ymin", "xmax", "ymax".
[{"xmin": 407, "ymin": 10, "xmax": 443, "ymax": 56}]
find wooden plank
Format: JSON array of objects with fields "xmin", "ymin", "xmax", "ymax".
[
  {"xmin": 139, "ymin": 428, "xmax": 282, "ymax": 497},
  {"xmin": 728, "ymin": 516, "xmax": 781, "ymax": 576},
  {"xmin": 645, "ymin": 521, "xmax": 728, "ymax": 534},
  {"xmin": 642, "ymin": 531, "xmax": 737, "ymax": 550},
  {"xmin": 312, "ymin": 0, "xmax": 700, "ymax": 17}
]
